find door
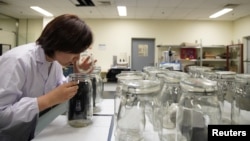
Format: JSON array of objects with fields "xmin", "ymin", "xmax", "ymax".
[
  {"xmin": 131, "ymin": 38, "xmax": 155, "ymax": 71},
  {"xmin": 244, "ymin": 37, "xmax": 250, "ymax": 73},
  {"xmin": 227, "ymin": 44, "xmax": 243, "ymax": 73}
]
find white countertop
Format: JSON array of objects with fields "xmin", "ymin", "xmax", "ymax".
[
  {"xmin": 32, "ymin": 115, "xmax": 113, "ymax": 141},
  {"xmin": 94, "ymin": 99, "xmax": 114, "ymax": 115},
  {"xmin": 33, "ymin": 99, "xmax": 115, "ymax": 141}
]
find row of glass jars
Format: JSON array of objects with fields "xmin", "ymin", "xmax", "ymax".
[{"xmin": 114, "ymin": 66, "xmax": 250, "ymax": 141}]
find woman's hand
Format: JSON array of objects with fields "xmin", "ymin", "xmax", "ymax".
[
  {"xmin": 37, "ymin": 81, "xmax": 79, "ymax": 111},
  {"xmin": 73, "ymin": 56, "xmax": 97, "ymax": 73}
]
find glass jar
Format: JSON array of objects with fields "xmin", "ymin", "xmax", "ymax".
[
  {"xmin": 68, "ymin": 73, "xmax": 93, "ymax": 127},
  {"xmin": 115, "ymin": 71, "xmax": 146, "ymax": 116},
  {"xmin": 115, "ymin": 79, "xmax": 161, "ymax": 141},
  {"xmin": 177, "ymin": 78, "xmax": 221, "ymax": 141},
  {"xmin": 232, "ymin": 74, "xmax": 250, "ymax": 124},
  {"xmin": 90, "ymin": 67, "xmax": 103, "ymax": 113},
  {"xmin": 155, "ymin": 71, "xmax": 190, "ymax": 141},
  {"xmin": 215, "ymin": 71, "xmax": 236, "ymax": 124},
  {"xmin": 202, "ymin": 71, "xmax": 217, "ymax": 81}
]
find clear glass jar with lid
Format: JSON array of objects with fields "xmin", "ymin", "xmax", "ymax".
[
  {"xmin": 68, "ymin": 73, "xmax": 93, "ymax": 127},
  {"xmin": 115, "ymin": 79, "xmax": 161, "ymax": 141},
  {"xmin": 177, "ymin": 78, "xmax": 221, "ymax": 141},
  {"xmin": 90, "ymin": 67, "xmax": 103, "ymax": 113},
  {"xmin": 232, "ymin": 74, "xmax": 250, "ymax": 124},
  {"xmin": 155, "ymin": 71, "xmax": 190, "ymax": 141},
  {"xmin": 215, "ymin": 71, "xmax": 236, "ymax": 124},
  {"xmin": 115, "ymin": 71, "xmax": 146, "ymax": 117}
]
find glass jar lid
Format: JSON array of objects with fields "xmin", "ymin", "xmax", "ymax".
[
  {"xmin": 121, "ymin": 79, "xmax": 161, "ymax": 94},
  {"xmin": 164, "ymin": 71, "xmax": 190, "ymax": 80},
  {"xmin": 180, "ymin": 78, "xmax": 217, "ymax": 93},
  {"xmin": 156, "ymin": 73, "xmax": 180, "ymax": 84},
  {"xmin": 235, "ymin": 74, "xmax": 250, "ymax": 84},
  {"xmin": 215, "ymin": 71, "xmax": 236, "ymax": 79},
  {"xmin": 116, "ymin": 71, "xmax": 145, "ymax": 81}
]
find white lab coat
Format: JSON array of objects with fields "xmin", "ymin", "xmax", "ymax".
[{"xmin": 0, "ymin": 43, "xmax": 66, "ymax": 140}]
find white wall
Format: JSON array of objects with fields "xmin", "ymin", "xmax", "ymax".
[
  {"xmin": 85, "ymin": 19, "xmax": 233, "ymax": 71},
  {"xmin": 8, "ymin": 18, "xmax": 246, "ymax": 72},
  {"xmin": 233, "ymin": 15, "xmax": 250, "ymax": 43},
  {"xmin": 18, "ymin": 19, "xmax": 43, "ymax": 45},
  {"xmin": 0, "ymin": 18, "xmax": 17, "ymax": 48}
]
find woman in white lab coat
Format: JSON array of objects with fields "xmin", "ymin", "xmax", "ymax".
[{"xmin": 0, "ymin": 14, "xmax": 94, "ymax": 141}]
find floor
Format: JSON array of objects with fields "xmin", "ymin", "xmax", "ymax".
[
  {"xmin": 102, "ymin": 82, "xmax": 117, "ymax": 99},
  {"xmin": 103, "ymin": 82, "xmax": 117, "ymax": 92}
]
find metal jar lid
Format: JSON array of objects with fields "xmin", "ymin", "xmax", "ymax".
[{"xmin": 69, "ymin": 73, "xmax": 91, "ymax": 81}]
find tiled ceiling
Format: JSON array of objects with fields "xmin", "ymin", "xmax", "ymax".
[{"xmin": 0, "ymin": 0, "xmax": 250, "ymax": 21}]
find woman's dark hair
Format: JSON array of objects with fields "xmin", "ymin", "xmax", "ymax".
[{"xmin": 36, "ymin": 14, "xmax": 93, "ymax": 58}]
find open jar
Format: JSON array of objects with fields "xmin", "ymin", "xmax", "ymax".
[{"xmin": 68, "ymin": 73, "xmax": 93, "ymax": 127}]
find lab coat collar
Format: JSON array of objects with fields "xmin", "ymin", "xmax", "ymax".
[
  {"xmin": 35, "ymin": 44, "xmax": 53, "ymax": 80},
  {"xmin": 35, "ymin": 44, "xmax": 48, "ymax": 64}
]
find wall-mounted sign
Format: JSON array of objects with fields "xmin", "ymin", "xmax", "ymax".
[{"xmin": 138, "ymin": 44, "xmax": 148, "ymax": 56}]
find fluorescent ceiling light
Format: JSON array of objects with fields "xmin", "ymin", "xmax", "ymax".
[
  {"xmin": 30, "ymin": 6, "xmax": 53, "ymax": 17},
  {"xmin": 209, "ymin": 8, "xmax": 233, "ymax": 18},
  {"xmin": 117, "ymin": 6, "xmax": 127, "ymax": 16}
]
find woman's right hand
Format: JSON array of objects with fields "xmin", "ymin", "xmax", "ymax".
[
  {"xmin": 37, "ymin": 81, "xmax": 78, "ymax": 111},
  {"xmin": 73, "ymin": 55, "xmax": 97, "ymax": 74}
]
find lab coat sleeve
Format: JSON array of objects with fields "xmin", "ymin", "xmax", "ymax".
[{"xmin": 0, "ymin": 57, "xmax": 39, "ymax": 133}]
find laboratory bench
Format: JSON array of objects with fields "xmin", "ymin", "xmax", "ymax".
[{"xmin": 32, "ymin": 82, "xmax": 117, "ymax": 141}]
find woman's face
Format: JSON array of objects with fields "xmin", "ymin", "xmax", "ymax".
[{"xmin": 53, "ymin": 51, "xmax": 80, "ymax": 67}]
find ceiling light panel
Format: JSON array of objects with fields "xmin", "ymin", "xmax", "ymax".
[
  {"xmin": 30, "ymin": 6, "xmax": 53, "ymax": 17},
  {"xmin": 209, "ymin": 8, "xmax": 233, "ymax": 18},
  {"xmin": 117, "ymin": 6, "xmax": 127, "ymax": 16}
]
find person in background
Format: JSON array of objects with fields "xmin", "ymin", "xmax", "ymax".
[{"xmin": 0, "ymin": 14, "xmax": 95, "ymax": 141}]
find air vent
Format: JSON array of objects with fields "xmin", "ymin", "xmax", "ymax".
[
  {"xmin": 94, "ymin": 1, "xmax": 112, "ymax": 6},
  {"xmin": 0, "ymin": 1, "xmax": 8, "ymax": 5},
  {"xmin": 70, "ymin": 0, "xmax": 95, "ymax": 7},
  {"xmin": 224, "ymin": 4, "xmax": 239, "ymax": 8}
]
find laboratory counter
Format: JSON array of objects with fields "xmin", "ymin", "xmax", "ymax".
[{"xmin": 32, "ymin": 82, "xmax": 117, "ymax": 141}]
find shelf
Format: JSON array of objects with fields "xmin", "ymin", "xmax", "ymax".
[
  {"xmin": 156, "ymin": 44, "xmax": 180, "ymax": 48},
  {"xmin": 202, "ymin": 45, "xmax": 226, "ymax": 48},
  {"xmin": 181, "ymin": 59, "xmax": 200, "ymax": 62},
  {"xmin": 202, "ymin": 59, "xmax": 226, "ymax": 61}
]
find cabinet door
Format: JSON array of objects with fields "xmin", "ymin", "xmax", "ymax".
[{"xmin": 227, "ymin": 44, "xmax": 243, "ymax": 73}]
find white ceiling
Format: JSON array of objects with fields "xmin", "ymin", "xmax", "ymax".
[{"xmin": 0, "ymin": 0, "xmax": 250, "ymax": 21}]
